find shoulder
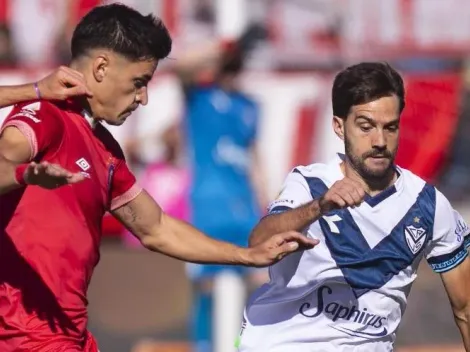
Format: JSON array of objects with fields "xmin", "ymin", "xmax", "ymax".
[
  {"xmin": 8, "ymin": 100, "xmax": 62, "ymax": 121},
  {"xmin": 397, "ymin": 166, "xmax": 427, "ymax": 189},
  {"xmin": 292, "ymin": 162, "xmax": 333, "ymax": 183},
  {"xmin": 398, "ymin": 165, "xmax": 453, "ymax": 221},
  {"xmin": 280, "ymin": 162, "xmax": 332, "ymax": 198}
]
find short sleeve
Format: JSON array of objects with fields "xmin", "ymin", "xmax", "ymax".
[
  {"xmin": 425, "ymin": 189, "xmax": 470, "ymax": 273},
  {"xmin": 267, "ymin": 169, "xmax": 313, "ymax": 215},
  {"xmin": 109, "ymin": 160, "xmax": 142, "ymax": 211},
  {"xmin": 1, "ymin": 101, "xmax": 63, "ymax": 160}
]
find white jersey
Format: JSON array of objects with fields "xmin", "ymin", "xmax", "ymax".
[{"xmin": 238, "ymin": 155, "xmax": 470, "ymax": 352}]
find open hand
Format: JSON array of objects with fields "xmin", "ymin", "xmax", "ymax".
[
  {"xmin": 23, "ymin": 161, "xmax": 87, "ymax": 189},
  {"xmin": 244, "ymin": 231, "xmax": 319, "ymax": 267}
]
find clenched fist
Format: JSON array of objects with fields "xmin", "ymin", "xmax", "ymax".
[{"xmin": 319, "ymin": 177, "xmax": 367, "ymax": 214}]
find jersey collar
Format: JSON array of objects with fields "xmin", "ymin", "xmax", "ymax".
[
  {"xmin": 81, "ymin": 109, "xmax": 98, "ymax": 129},
  {"xmin": 333, "ymin": 153, "xmax": 403, "ymax": 207}
]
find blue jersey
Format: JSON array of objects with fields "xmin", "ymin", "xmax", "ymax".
[{"xmin": 184, "ymin": 85, "xmax": 260, "ymax": 240}]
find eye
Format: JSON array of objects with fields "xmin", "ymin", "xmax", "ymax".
[
  {"xmin": 359, "ymin": 125, "xmax": 372, "ymax": 132},
  {"xmin": 386, "ymin": 125, "xmax": 399, "ymax": 132},
  {"xmin": 134, "ymin": 80, "xmax": 147, "ymax": 89}
]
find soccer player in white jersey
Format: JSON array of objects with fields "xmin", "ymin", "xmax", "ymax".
[{"xmin": 237, "ymin": 62, "xmax": 470, "ymax": 352}]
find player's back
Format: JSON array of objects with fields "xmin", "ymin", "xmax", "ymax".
[
  {"xmin": 238, "ymin": 155, "xmax": 469, "ymax": 351},
  {"xmin": 0, "ymin": 100, "xmax": 133, "ymax": 350},
  {"xmin": 185, "ymin": 85, "xmax": 260, "ymax": 231}
]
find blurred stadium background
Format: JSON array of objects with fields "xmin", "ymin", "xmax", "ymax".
[{"xmin": 1, "ymin": 0, "xmax": 470, "ymax": 351}]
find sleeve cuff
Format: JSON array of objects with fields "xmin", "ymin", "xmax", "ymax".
[
  {"xmin": 110, "ymin": 184, "xmax": 143, "ymax": 211},
  {"xmin": 428, "ymin": 243, "xmax": 468, "ymax": 273},
  {"xmin": 1, "ymin": 121, "xmax": 38, "ymax": 160}
]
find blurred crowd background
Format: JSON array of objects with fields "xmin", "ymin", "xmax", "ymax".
[{"xmin": 1, "ymin": 0, "xmax": 470, "ymax": 351}]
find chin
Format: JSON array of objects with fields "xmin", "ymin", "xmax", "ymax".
[{"xmin": 105, "ymin": 119, "xmax": 125, "ymax": 126}]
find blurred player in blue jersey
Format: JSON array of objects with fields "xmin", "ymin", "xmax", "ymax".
[
  {"xmin": 173, "ymin": 26, "xmax": 269, "ymax": 352},
  {"xmin": 238, "ymin": 62, "xmax": 470, "ymax": 351}
]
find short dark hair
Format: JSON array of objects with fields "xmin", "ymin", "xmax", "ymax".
[
  {"xmin": 332, "ymin": 62, "xmax": 405, "ymax": 118},
  {"xmin": 71, "ymin": 3, "xmax": 172, "ymax": 61}
]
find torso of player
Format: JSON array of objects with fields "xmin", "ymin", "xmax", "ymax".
[
  {"xmin": 240, "ymin": 158, "xmax": 458, "ymax": 351},
  {"xmin": 2, "ymin": 102, "xmax": 113, "ymax": 278},
  {"xmin": 0, "ymin": 101, "xmax": 125, "ymax": 345}
]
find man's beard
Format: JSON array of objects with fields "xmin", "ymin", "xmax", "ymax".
[{"xmin": 344, "ymin": 133, "xmax": 396, "ymax": 183}]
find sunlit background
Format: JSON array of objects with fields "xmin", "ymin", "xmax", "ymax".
[{"xmin": 1, "ymin": 0, "xmax": 470, "ymax": 351}]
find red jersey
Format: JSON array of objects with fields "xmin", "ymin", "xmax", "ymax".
[{"xmin": 0, "ymin": 100, "xmax": 141, "ymax": 351}]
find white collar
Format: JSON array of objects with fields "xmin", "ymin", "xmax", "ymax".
[{"xmin": 82, "ymin": 109, "xmax": 98, "ymax": 129}]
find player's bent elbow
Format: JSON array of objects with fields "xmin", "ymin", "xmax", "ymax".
[
  {"xmin": 453, "ymin": 303, "xmax": 470, "ymax": 325},
  {"xmin": 138, "ymin": 214, "xmax": 171, "ymax": 252}
]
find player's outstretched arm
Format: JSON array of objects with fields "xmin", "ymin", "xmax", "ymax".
[
  {"xmin": 0, "ymin": 127, "xmax": 85, "ymax": 195},
  {"xmin": 0, "ymin": 66, "xmax": 92, "ymax": 109},
  {"xmin": 249, "ymin": 177, "xmax": 366, "ymax": 247},
  {"xmin": 440, "ymin": 257, "xmax": 470, "ymax": 351},
  {"xmin": 112, "ymin": 190, "xmax": 318, "ymax": 267}
]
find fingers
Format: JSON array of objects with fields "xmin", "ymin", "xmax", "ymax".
[
  {"xmin": 38, "ymin": 66, "xmax": 93, "ymax": 100},
  {"xmin": 322, "ymin": 177, "xmax": 367, "ymax": 211},
  {"xmin": 63, "ymin": 85, "xmax": 92, "ymax": 98},
  {"xmin": 274, "ymin": 231, "xmax": 319, "ymax": 249},
  {"xmin": 271, "ymin": 232, "xmax": 319, "ymax": 261},
  {"xmin": 57, "ymin": 67, "xmax": 93, "ymax": 98},
  {"xmin": 67, "ymin": 172, "xmax": 87, "ymax": 184},
  {"xmin": 29, "ymin": 162, "xmax": 86, "ymax": 188}
]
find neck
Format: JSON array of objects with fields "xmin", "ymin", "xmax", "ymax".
[
  {"xmin": 69, "ymin": 60, "xmax": 96, "ymax": 119},
  {"xmin": 341, "ymin": 159, "xmax": 397, "ymax": 196}
]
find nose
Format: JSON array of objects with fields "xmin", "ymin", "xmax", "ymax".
[
  {"xmin": 136, "ymin": 87, "xmax": 148, "ymax": 106},
  {"xmin": 372, "ymin": 129, "xmax": 386, "ymax": 149}
]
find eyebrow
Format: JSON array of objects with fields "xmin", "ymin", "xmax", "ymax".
[{"xmin": 356, "ymin": 115, "xmax": 399, "ymax": 127}]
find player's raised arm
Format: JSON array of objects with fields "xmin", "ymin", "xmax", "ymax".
[
  {"xmin": 0, "ymin": 66, "xmax": 92, "ymax": 109},
  {"xmin": 172, "ymin": 40, "xmax": 223, "ymax": 88},
  {"xmin": 249, "ymin": 168, "xmax": 366, "ymax": 247},
  {"xmin": 112, "ymin": 189, "xmax": 318, "ymax": 266}
]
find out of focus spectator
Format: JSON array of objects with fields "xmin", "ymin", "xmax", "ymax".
[
  {"xmin": 122, "ymin": 124, "xmax": 190, "ymax": 248},
  {"xmin": 437, "ymin": 58, "xmax": 470, "ymax": 203},
  {"xmin": 9, "ymin": 0, "xmax": 68, "ymax": 67},
  {"xmin": 0, "ymin": 23, "xmax": 15, "ymax": 66},
  {"xmin": 172, "ymin": 25, "xmax": 269, "ymax": 352}
]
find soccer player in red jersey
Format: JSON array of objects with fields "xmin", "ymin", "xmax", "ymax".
[{"xmin": 0, "ymin": 4, "xmax": 318, "ymax": 352}]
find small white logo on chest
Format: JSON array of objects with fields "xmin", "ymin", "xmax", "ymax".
[{"xmin": 76, "ymin": 157, "xmax": 91, "ymax": 171}]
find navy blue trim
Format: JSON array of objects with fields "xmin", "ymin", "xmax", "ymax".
[
  {"xmin": 428, "ymin": 242, "xmax": 468, "ymax": 273},
  {"xmin": 364, "ymin": 185, "xmax": 397, "ymax": 207},
  {"xmin": 269, "ymin": 205, "xmax": 292, "ymax": 214},
  {"xmin": 464, "ymin": 235, "xmax": 470, "ymax": 251},
  {"xmin": 303, "ymin": 175, "xmax": 436, "ymax": 298}
]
